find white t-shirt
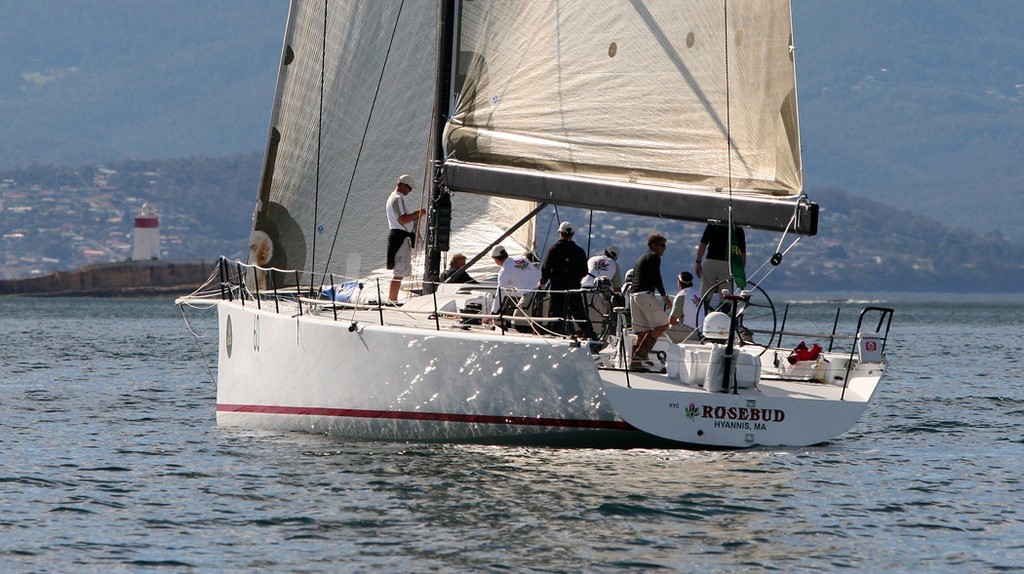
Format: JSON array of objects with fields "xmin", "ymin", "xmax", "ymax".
[
  {"xmin": 670, "ymin": 285, "xmax": 704, "ymax": 329},
  {"xmin": 581, "ymin": 255, "xmax": 621, "ymax": 289},
  {"xmin": 386, "ymin": 190, "xmax": 413, "ymax": 232},
  {"xmin": 492, "ymin": 256, "xmax": 542, "ymax": 312}
]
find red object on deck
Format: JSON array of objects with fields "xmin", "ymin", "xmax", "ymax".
[{"xmin": 787, "ymin": 341, "xmax": 822, "ymax": 364}]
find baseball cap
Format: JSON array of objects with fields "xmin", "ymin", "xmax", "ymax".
[
  {"xmin": 490, "ymin": 245, "xmax": 508, "ymax": 258},
  {"xmin": 397, "ymin": 174, "xmax": 415, "ymax": 188},
  {"xmin": 558, "ymin": 221, "xmax": 574, "ymax": 235}
]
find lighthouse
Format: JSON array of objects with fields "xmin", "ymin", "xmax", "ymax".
[{"xmin": 132, "ymin": 204, "xmax": 161, "ymax": 261}]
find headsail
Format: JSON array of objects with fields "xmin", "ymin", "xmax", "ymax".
[
  {"xmin": 248, "ymin": 2, "xmax": 439, "ymax": 281},
  {"xmin": 247, "ymin": 1, "xmax": 537, "ymax": 284},
  {"xmin": 445, "ymin": 0, "xmax": 815, "ymax": 234}
]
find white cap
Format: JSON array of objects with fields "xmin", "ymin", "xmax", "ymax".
[
  {"xmin": 490, "ymin": 245, "xmax": 508, "ymax": 258},
  {"xmin": 605, "ymin": 245, "xmax": 619, "ymax": 260},
  {"xmin": 397, "ymin": 174, "xmax": 415, "ymax": 188},
  {"xmin": 558, "ymin": 221, "xmax": 574, "ymax": 235}
]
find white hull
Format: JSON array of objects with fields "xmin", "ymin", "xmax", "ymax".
[{"xmin": 211, "ymin": 295, "xmax": 888, "ymax": 448}]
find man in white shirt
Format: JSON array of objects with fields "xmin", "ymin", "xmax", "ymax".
[
  {"xmin": 667, "ymin": 271, "xmax": 704, "ymax": 343},
  {"xmin": 385, "ymin": 174, "xmax": 425, "ymax": 302},
  {"xmin": 487, "ymin": 245, "xmax": 541, "ymax": 320},
  {"xmin": 581, "ymin": 245, "xmax": 622, "ymax": 290},
  {"xmin": 581, "ymin": 245, "xmax": 621, "ymax": 333}
]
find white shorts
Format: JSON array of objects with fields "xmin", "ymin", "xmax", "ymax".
[
  {"xmin": 392, "ymin": 240, "xmax": 411, "ymax": 277},
  {"xmin": 629, "ymin": 292, "xmax": 668, "ymax": 331}
]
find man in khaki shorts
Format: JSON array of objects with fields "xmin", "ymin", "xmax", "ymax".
[{"xmin": 628, "ymin": 233, "xmax": 671, "ymax": 370}]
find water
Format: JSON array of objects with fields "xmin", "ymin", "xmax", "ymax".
[{"xmin": 2, "ymin": 294, "xmax": 1022, "ymax": 572}]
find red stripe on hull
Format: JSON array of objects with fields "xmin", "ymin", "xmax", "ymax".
[{"xmin": 218, "ymin": 403, "xmax": 634, "ymax": 431}]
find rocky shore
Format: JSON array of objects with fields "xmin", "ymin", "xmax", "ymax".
[{"xmin": 0, "ymin": 261, "xmax": 213, "ymax": 297}]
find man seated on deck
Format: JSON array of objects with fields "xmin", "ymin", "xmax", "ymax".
[
  {"xmin": 441, "ymin": 253, "xmax": 477, "ymax": 284},
  {"xmin": 667, "ymin": 271, "xmax": 703, "ymax": 343},
  {"xmin": 483, "ymin": 245, "xmax": 541, "ymax": 330}
]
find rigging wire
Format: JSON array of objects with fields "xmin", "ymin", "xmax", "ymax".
[
  {"xmin": 405, "ymin": 100, "xmax": 438, "ymax": 299},
  {"xmin": 178, "ymin": 304, "xmax": 216, "ymax": 386},
  {"xmin": 309, "ymin": 0, "xmax": 329, "ymax": 296},
  {"xmin": 586, "ymin": 209, "xmax": 594, "ymax": 256},
  {"xmin": 320, "ymin": 0, "xmax": 409, "ymax": 292},
  {"xmin": 723, "ymin": 0, "xmax": 736, "ymax": 293},
  {"xmin": 746, "ymin": 198, "xmax": 808, "ymax": 286},
  {"xmin": 535, "ymin": 206, "xmax": 561, "ymax": 263}
]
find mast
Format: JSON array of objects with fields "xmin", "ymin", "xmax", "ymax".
[{"xmin": 424, "ymin": 0, "xmax": 458, "ymax": 292}]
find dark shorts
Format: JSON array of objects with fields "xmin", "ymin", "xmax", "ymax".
[{"xmin": 386, "ymin": 229, "xmax": 412, "ymax": 269}]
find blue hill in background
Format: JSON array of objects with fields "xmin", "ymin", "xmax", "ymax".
[{"xmin": 1, "ymin": 0, "xmax": 1022, "ymax": 247}]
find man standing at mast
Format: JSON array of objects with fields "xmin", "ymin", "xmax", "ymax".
[{"xmin": 385, "ymin": 174, "xmax": 425, "ymax": 302}]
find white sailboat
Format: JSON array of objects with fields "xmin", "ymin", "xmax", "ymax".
[{"xmin": 179, "ymin": 0, "xmax": 894, "ymax": 448}]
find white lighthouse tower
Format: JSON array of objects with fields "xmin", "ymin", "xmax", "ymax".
[{"xmin": 132, "ymin": 204, "xmax": 161, "ymax": 261}]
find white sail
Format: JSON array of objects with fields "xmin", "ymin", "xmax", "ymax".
[
  {"xmin": 445, "ymin": 0, "xmax": 810, "ymax": 232},
  {"xmin": 247, "ymin": 1, "xmax": 533, "ymax": 283}
]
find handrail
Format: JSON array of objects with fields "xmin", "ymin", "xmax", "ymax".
[
  {"xmin": 840, "ymin": 306, "xmax": 895, "ymax": 400},
  {"xmin": 200, "ymin": 252, "xmax": 598, "ymax": 336},
  {"xmin": 298, "ymin": 294, "xmax": 573, "ymax": 325},
  {"xmin": 746, "ymin": 327, "xmax": 859, "ymax": 341}
]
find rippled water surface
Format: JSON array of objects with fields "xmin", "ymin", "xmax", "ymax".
[{"xmin": 2, "ymin": 295, "xmax": 1022, "ymax": 572}]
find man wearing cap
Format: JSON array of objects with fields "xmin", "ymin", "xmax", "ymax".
[
  {"xmin": 539, "ymin": 221, "xmax": 595, "ymax": 339},
  {"xmin": 487, "ymin": 245, "xmax": 541, "ymax": 326},
  {"xmin": 581, "ymin": 245, "xmax": 622, "ymax": 333},
  {"xmin": 385, "ymin": 174, "xmax": 425, "ymax": 302},
  {"xmin": 581, "ymin": 245, "xmax": 622, "ymax": 291},
  {"xmin": 667, "ymin": 271, "xmax": 704, "ymax": 343}
]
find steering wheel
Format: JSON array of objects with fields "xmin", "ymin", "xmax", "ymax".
[{"xmin": 696, "ymin": 279, "xmax": 778, "ymax": 354}]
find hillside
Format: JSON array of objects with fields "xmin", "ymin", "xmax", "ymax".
[
  {"xmin": 793, "ymin": 0, "xmax": 1024, "ymax": 242},
  {"xmin": 561, "ymin": 188, "xmax": 1024, "ymax": 294},
  {"xmin": 2, "ymin": 156, "xmax": 1022, "ymax": 292},
  {"xmin": 0, "ymin": 2, "xmax": 1022, "ymax": 240}
]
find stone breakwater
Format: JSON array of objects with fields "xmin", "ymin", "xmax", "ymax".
[{"xmin": 0, "ymin": 261, "xmax": 212, "ymax": 297}]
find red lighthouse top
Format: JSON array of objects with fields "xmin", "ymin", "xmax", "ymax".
[{"xmin": 134, "ymin": 204, "xmax": 159, "ymax": 228}]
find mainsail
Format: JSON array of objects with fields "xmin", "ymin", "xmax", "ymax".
[{"xmin": 445, "ymin": 0, "xmax": 814, "ymax": 234}]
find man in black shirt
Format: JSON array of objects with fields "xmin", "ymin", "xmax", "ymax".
[
  {"xmin": 629, "ymin": 233, "xmax": 671, "ymax": 369},
  {"xmin": 539, "ymin": 221, "xmax": 596, "ymax": 339},
  {"xmin": 695, "ymin": 222, "xmax": 745, "ymax": 305},
  {"xmin": 440, "ymin": 253, "xmax": 476, "ymax": 284}
]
